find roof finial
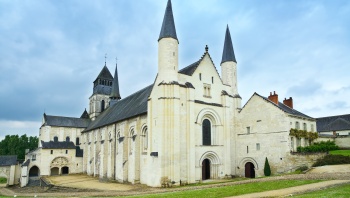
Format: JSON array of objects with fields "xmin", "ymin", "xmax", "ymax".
[
  {"xmin": 205, "ymin": 45, "xmax": 208, "ymax": 52},
  {"xmin": 105, "ymin": 53, "xmax": 107, "ymax": 66}
]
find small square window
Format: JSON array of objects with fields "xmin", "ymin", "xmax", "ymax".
[
  {"xmin": 256, "ymin": 143, "xmax": 260, "ymax": 151},
  {"xmin": 247, "ymin": 127, "xmax": 251, "ymax": 134}
]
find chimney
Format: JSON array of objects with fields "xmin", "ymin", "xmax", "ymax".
[
  {"xmin": 268, "ymin": 91, "xmax": 279, "ymax": 105},
  {"xmin": 283, "ymin": 97, "xmax": 293, "ymax": 109}
]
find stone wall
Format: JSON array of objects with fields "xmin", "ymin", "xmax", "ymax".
[
  {"xmin": 282, "ymin": 153, "xmax": 326, "ymax": 173},
  {"xmin": 316, "ymin": 136, "xmax": 350, "ymax": 149}
]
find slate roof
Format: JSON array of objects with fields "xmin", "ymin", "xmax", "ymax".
[
  {"xmin": 317, "ymin": 114, "xmax": 350, "ymax": 132},
  {"xmin": 80, "ymin": 109, "xmax": 90, "ymax": 119},
  {"xmin": 93, "ymin": 65, "xmax": 113, "ymax": 83},
  {"xmin": 41, "ymin": 140, "xmax": 76, "ymax": 149},
  {"xmin": 221, "ymin": 25, "xmax": 237, "ymax": 64},
  {"xmin": 158, "ymin": 0, "xmax": 178, "ymax": 42},
  {"xmin": 178, "ymin": 60, "xmax": 200, "ymax": 76},
  {"xmin": 110, "ymin": 63, "xmax": 121, "ymax": 100},
  {"xmin": 84, "ymin": 84, "xmax": 153, "ymax": 132},
  {"xmin": 244, "ymin": 93, "xmax": 314, "ymax": 119},
  {"xmin": 22, "ymin": 159, "xmax": 30, "ymax": 167},
  {"xmin": 43, "ymin": 114, "xmax": 90, "ymax": 128},
  {"xmin": 0, "ymin": 155, "xmax": 17, "ymax": 166},
  {"xmin": 93, "ymin": 85, "xmax": 112, "ymax": 95}
]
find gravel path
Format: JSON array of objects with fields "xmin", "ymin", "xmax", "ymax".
[{"xmin": 1, "ymin": 170, "xmax": 350, "ymax": 197}]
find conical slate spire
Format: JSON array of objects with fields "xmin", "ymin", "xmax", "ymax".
[
  {"xmin": 221, "ymin": 25, "xmax": 237, "ymax": 64},
  {"xmin": 158, "ymin": 0, "xmax": 178, "ymax": 42},
  {"xmin": 110, "ymin": 62, "xmax": 121, "ymax": 100}
]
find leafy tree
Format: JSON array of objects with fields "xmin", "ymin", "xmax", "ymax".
[
  {"xmin": 0, "ymin": 134, "xmax": 38, "ymax": 160},
  {"xmin": 264, "ymin": 157, "xmax": 271, "ymax": 176}
]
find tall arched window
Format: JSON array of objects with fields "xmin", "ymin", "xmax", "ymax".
[
  {"xmin": 202, "ymin": 119, "xmax": 211, "ymax": 145},
  {"xmin": 142, "ymin": 127, "xmax": 148, "ymax": 151},
  {"xmin": 295, "ymin": 121, "xmax": 300, "ymax": 129},
  {"xmin": 101, "ymin": 100, "xmax": 105, "ymax": 112}
]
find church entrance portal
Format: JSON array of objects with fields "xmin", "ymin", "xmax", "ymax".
[
  {"xmin": 51, "ymin": 167, "xmax": 59, "ymax": 176},
  {"xmin": 245, "ymin": 162, "xmax": 255, "ymax": 178},
  {"xmin": 62, "ymin": 166, "xmax": 69, "ymax": 175},
  {"xmin": 202, "ymin": 159, "xmax": 210, "ymax": 180},
  {"xmin": 29, "ymin": 166, "xmax": 40, "ymax": 177}
]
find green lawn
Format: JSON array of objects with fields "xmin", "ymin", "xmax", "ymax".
[
  {"xmin": 294, "ymin": 183, "xmax": 350, "ymax": 198},
  {"xmin": 125, "ymin": 180, "xmax": 322, "ymax": 198},
  {"xmin": 330, "ymin": 150, "xmax": 350, "ymax": 156}
]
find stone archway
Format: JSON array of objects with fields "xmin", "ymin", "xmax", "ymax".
[
  {"xmin": 51, "ymin": 157, "xmax": 69, "ymax": 176},
  {"xmin": 29, "ymin": 166, "xmax": 40, "ymax": 177},
  {"xmin": 62, "ymin": 166, "xmax": 69, "ymax": 175},
  {"xmin": 245, "ymin": 162, "xmax": 255, "ymax": 178},
  {"xmin": 202, "ymin": 159, "xmax": 210, "ymax": 180},
  {"xmin": 51, "ymin": 167, "xmax": 59, "ymax": 176}
]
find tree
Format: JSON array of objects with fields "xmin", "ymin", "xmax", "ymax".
[
  {"xmin": 0, "ymin": 134, "xmax": 38, "ymax": 160},
  {"xmin": 264, "ymin": 157, "xmax": 271, "ymax": 176}
]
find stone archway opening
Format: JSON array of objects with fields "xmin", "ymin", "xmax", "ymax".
[
  {"xmin": 245, "ymin": 162, "xmax": 255, "ymax": 178},
  {"xmin": 202, "ymin": 159, "xmax": 211, "ymax": 180},
  {"xmin": 62, "ymin": 166, "xmax": 69, "ymax": 175},
  {"xmin": 29, "ymin": 166, "xmax": 40, "ymax": 177},
  {"xmin": 51, "ymin": 167, "xmax": 59, "ymax": 176}
]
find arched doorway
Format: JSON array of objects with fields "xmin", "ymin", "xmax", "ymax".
[
  {"xmin": 51, "ymin": 167, "xmax": 59, "ymax": 176},
  {"xmin": 202, "ymin": 159, "xmax": 210, "ymax": 180},
  {"xmin": 245, "ymin": 162, "xmax": 255, "ymax": 178},
  {"xmin": 62, "ymin": 166, "xmax": 69, "ymax": 175},
  {"xmin": 29, "ymin": 166, "xmax": 40, "ymax": 177}
]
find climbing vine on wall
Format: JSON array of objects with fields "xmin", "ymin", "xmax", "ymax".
[{"xmin": 289, "ymin": 128, "xmax": 318, "ymax": 141}]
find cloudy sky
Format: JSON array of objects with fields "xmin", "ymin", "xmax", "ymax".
[{"xmin": 0, "ymin": 0, "xmax": 349, "ymax": 140}]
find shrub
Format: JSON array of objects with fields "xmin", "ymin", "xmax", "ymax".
[
  {"xmin": 264, "ymin": 157, "xmax": 271, "ymax": 176},
  {"xmin": 296, "ymin": 165, "xmax": 308, "ymax": 172},
  {"xmin": 297, "ymin": 140, "xmax": 339, "ymax": 153},
  {"xmin": 313, "ymin": 154, "xmax": 350, "ymax": 167},
  {"xmin": 0, "ymin": 177, "xmax": 7, "ymax": 184}
]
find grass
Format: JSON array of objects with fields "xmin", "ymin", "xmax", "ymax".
[
  {"xmin": 330, "ymin": 150, "xmax": 350, "ymax": 156},
  {"xmin": 125, "ymin": 180, "xmax": 322, "ymax": 198},
  {"xmin": 294, "ymin": 183, "xmax": 350, "ymax": 198},
  {"xmin": 0, "ymin": 177, "xmax": 6, "ymax": 184}
]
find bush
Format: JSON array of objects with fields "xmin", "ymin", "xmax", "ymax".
[
  {"xmin": 0, "ymin": 177, "xmax": 7, "ymax": 184},
  {"xmin": 313, "ymin": 154, "xmax": 350, "ymax": 167},
  {"xmin": 296, "ymin": 165, "xmax": 308, "ymax": 172},
  {"xmin": 264, "ymin": 157, "xmax": 271, "ymax": 176},
  {"xmin": 297, "ymin": 140, "xmax": 339, "ymax": 153}
]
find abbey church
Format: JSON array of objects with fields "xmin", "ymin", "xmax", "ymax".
[{"xmin": 21, "ymin": 0, "xmax": 317, "ymax": 187}]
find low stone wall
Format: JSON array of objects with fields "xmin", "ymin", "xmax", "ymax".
[
  {"xmin": 277, "ymin": 153, "xmax": 326, "ymax": 174},
  {"xmin": 316, "ymin": 136, "xmax": 350, "ymax": 149}
]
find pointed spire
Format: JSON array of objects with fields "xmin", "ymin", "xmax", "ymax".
[
  {"xmin": 221, "ymin": 25, "xmax": 237, "ymax": 64},
  {"xmin": 110, "ymin": 59, "xmax": 121, "ymax": 101},
  {"xmin": 158, "ymin": 0, "xmax": 178, "ymax": 42}
]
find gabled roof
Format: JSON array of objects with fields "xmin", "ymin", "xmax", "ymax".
[
  {"xmin": 41, "ymin": 140, "xmax": 76, "ymax": 149},
  {"xmin": 84, "ymin": 84, "xmax": 153, "ymax": 132},
  {"xmin": 93, "ymin": 65, "xmax": 113, "ymax": 83},
  {"xmin": 43, "ymin": 114, "xmax": 90, "ymax": 128},
  {"xmin": 221, "ymin": 25, "xmax": 236, "ymax": 64},
  {"xmin": 317, "ymin": 114, "xmax": 350, "ymax": 132},
  {"xmin": 158, "ymin": 0, "xmax": 178, "ymax": 42},
  {"xmin": 179, "ymin": 50, "xmax": 221, "ymax": 81},
  {"xmin": 0, "ymin": 155, "xmax": 17, "ymax": 166},
  {"xmin": 22, "ymin": 159, "xmax": 30, "ymax": 167},
  {"xmin": 241, "ymin": 93, "xmax": 314, "ymax": 120}
]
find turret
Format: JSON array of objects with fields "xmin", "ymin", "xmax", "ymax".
[
  {"xmin": 110, "ymin": 61, "xmax": 121, "ymax": 106},
  {"xmin": 158, "ymin": 0, "xmax": 178, "ymax": 82},
  {"xmin": 221, "ymin": 25, "xmax": 238, "ymax": 95}
]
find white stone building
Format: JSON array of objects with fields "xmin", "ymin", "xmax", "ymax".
[{"xmin": 23, "ymin": 0, "xmax": 320, "ymax": 187}]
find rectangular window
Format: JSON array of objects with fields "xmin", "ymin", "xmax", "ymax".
[
  {"xmin": 291, "ymin": 137, "xmax": 294, "ymax": 151},
  {"xmin": 199, "ymin": 73, "xmax": 202, "ymax": 81},
  {"xmin": 203, "ymin": 84, "xmax": 211, "ymax": 97},
  {"xmin": 32, "ymin": 154, "xmax": 36, "ymax": 161},
  {"xmin": 247, "ymin": 127, "xmax": 251, "ymax": 134},
  {"xmin": 256, "ymin": 143, "xmax": 260, "ymax": 151},
  {"xmin": 303, "ymin": 123, "xmax": 307, "ymax": 131},
  {"xmin": 212, "ymin": 76, "xmax": 214, "ymax": 84},
  {"xmin": 51, "ymin": 150, "xmax": 53, "ymax": 154},
  {"xmin": 247, "ymin": 146, "xmax": 249, "ymax": 153},
  {"xmin": 66, "ymin": 150, "xmax": 68, "ymax": 154},
  {"xmin": 311, "ymin": 124, "xmax": 314, "ymax": 132}
]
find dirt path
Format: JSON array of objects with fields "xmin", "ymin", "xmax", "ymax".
[
  {"xmin": 1, "ymin": 165, "xmax": 350, "ymax": 197},
  {"xmin": 229, "ymin": 180, "xmax": 350, "ymax": 198}
]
